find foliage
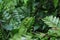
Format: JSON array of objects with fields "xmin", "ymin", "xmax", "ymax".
[
  {"xmin": 9, "ymin": 17, "xmax": 35, "ymax": 40},
  {"xmin": 0, "ymin": 0, "xmax": 60, "ymax": 40},
  {"xmin": 42, "ymin": 15, "xmax": 60, "ymax": 27}
]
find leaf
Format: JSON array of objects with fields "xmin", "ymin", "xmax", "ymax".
[
  {"xmin": 48, "ymin": 28, "xmax": 60, "ymax": 37},
  {"xmin": 42, "ymin": 15, "xmax": 60, "ymax": 27},
  {"xmin": 24, "ymin": 0, "xmax": 28, "ymax": 4},
  {"xmin": 53, "ymin": 0, "xmax": 58, "ymax": 8},
  {"xmin": 34, "ymin": 25, "xmax": 39, "ymax": 31},
  {"xmin": 9, "ymin": 17, "xmax": 35, "ymax": 40}
]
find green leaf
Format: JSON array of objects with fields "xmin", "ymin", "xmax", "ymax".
[
  {"xmin": 48, "ymin": 28, "xmax": 60, "ymax": 37},
  {"xmin": 24, "ymin": 0, "xmax": 28, "ymax": 4},
  {"xmin": 9, "ymin": 17, "xmax": 35, "ymax": 40},
  {"xmin": 53, "ymin": 0, "xmax": 58, "ymax": 8},
  {"xmin": 42, "ymin": 15, "xmax": 60, "ymax": 27}
]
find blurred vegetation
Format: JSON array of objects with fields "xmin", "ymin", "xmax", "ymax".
[{"xmin": 0, "ymin": 0, "xmax": 60, "ymax": 40}]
